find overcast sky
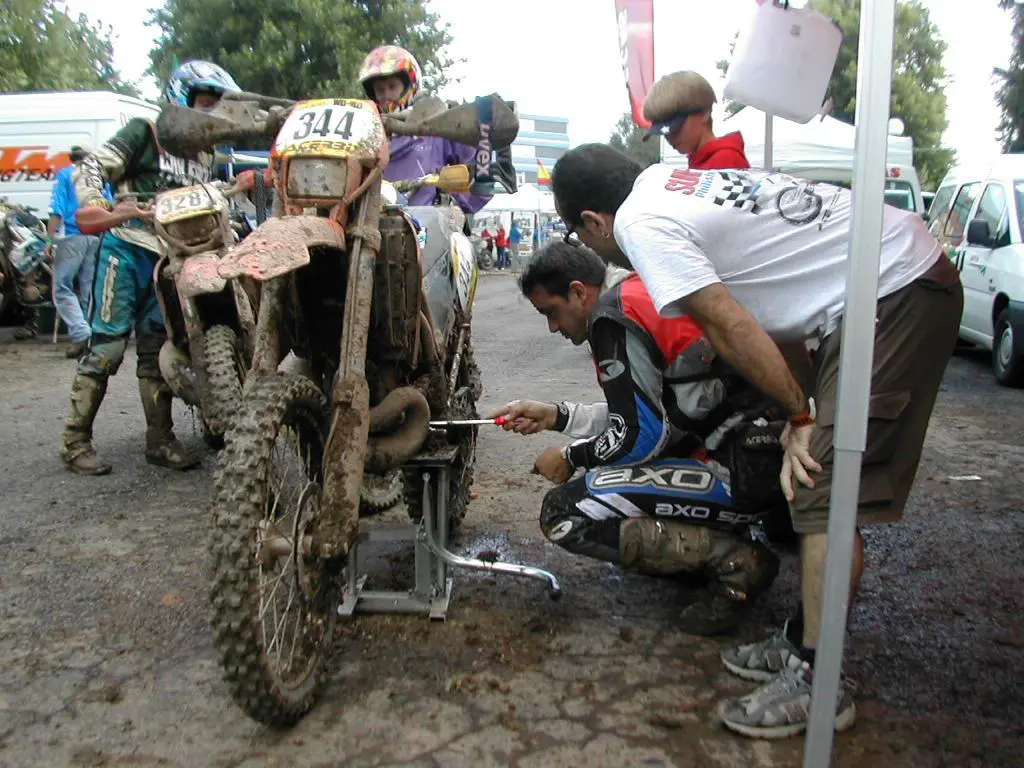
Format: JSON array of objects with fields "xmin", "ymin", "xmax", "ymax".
[{"xmin": 63, "ymin": 0, "xmax": 1013, "ymax": 168}]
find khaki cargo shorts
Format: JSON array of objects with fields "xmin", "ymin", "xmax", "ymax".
[{"xmin": 790, "ymin": 255, "xmax": 963, "ymax": 534}]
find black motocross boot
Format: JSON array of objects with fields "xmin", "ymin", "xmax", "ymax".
[{"xmin": 139, "ymin": 378, "xmax": 201, "ymax": 470}]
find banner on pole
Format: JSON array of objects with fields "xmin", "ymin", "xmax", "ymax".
[{"xmin": 614, "ymin": 0, "xmax": 655, "ymax": 129}]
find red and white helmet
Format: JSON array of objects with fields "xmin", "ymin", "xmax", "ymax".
[{"xmin": 358, "ymin": 45, "xmax": 422, "ymax": 113}]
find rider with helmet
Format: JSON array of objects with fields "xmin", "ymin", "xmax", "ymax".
[
  {"xmin": 358, "ymin": 45, "xmax": 493, "ymax": 215},
  {"xmin": 59, "ymin": 60, "xmax": 241, "ymax": 476}
]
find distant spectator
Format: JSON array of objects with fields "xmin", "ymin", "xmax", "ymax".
[
  {"xmin": 642, "ymin": 71, "xmax": 750, "ymax": 170},
  {"xmin": 48, "ymin": 145, "xmax": 108, "ymax": 358},
  {"xmin": 481, "ymin": 227, "xmax": 494, "ymax": 259},
  {"xmin": 496, "ymin": 225, "xmax": 510, "ymax": 270},
  {"xmin": 510, "ymin": 222, "xmax": 523, "ymax": 264}
]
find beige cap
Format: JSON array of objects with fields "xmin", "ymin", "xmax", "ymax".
[{"xmin": 641, "ymin": 71, "xmax": 716, "ymax": 141}]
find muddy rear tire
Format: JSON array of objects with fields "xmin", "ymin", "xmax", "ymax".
[
  {"xmin": 200, "ymin": 325, "xmax": 247, "ymax": 448},
  {"xmin": 209, "ymin": 374, "xmax": 338, "ymax": 726}
]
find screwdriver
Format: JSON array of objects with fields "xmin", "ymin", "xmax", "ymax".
[{"xmin": 429, "ymin": 416, "xmax": 516, "ymax": 427}]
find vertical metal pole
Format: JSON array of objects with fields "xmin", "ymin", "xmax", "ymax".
[
  {"xmin": 437, "ymin": 467, "xmax": 450, "ymax": 589},
  {"xmin": 803, "ymin": 0, "xmax": 895, "ymax": 764},
  {"xmin": 763, "ymin": 111, "xmax": 774, "ymax": 170},
  {"xmin": 417, "ymin": 472, "xmax": 433, "ymax": 599}
]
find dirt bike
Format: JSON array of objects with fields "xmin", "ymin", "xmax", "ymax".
[
  {"xmin": 0, "ymin": 199, "xmax": 52, "ymax": 326},
  {"xmin": 151, "ymin": 180, "xmax": 261, "ymax": 448},
  {"xmin": 157, "ymin": 92, "xmax": 519, "ymax": 726}
]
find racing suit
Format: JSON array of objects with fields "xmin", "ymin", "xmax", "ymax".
[
  {"xmin": 540, "ymin": 267, "xmax": 787, "ymax": 634},
  {"xmin": 59, "ymin": 117, "xmax": 216, "ymax": 474}
]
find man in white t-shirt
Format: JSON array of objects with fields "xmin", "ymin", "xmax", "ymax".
[{"xmin": 549, "ymin": 143, "xmax": 963, "ymax": 740}]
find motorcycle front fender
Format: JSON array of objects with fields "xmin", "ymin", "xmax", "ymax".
[
  {"xmin": 217, "ymin": 216, "xmax": 346, "ymax": 282},
  {"xmin": 178, "ymin": 251, "xmax": 228, "ymax": 298}
]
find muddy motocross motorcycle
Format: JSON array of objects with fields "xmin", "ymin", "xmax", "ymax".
[
  {"xmin": 0, "ymin": 199, "xmax": 52, "ymax": 325},
  {"xmin": 150, "ymin": 180, "xmax": 261, "ymax": 447},
  {"xmin": 157, "ymin": 92, "xmax": 519, "ymax": 726}
]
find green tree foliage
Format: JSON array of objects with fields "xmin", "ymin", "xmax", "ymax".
[
  {"xmin": 147, "ymin": 0, "xmax": 456, "ymax": 102},
  {"xmin": 609, "ymin": 112, "xmax": 660, "ymax": 168},
  {"xmin": 718, "ymin": 0, "xmax": 955, "ymax": 188},
  {"xmin": 994, "ymin": 0, "xmax": 1024, "ymax": 152},
  {"xmin": 0, "ymin": 0, "xmax": 138, "ymax": 95}
]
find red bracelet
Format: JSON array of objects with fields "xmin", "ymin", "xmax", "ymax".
[{"xmin": 789, "ymin": 397, "xmax": 817, "ymax": 428}]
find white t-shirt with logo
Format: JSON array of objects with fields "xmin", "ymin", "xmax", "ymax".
[{"xmin": 613, "ymin": 165, "xmax": 941, "ymax": 341}]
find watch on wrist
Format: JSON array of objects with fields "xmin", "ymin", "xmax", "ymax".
[{"xmin": 789, "ymin": 396, "xmax": 817, "ymax": 428}]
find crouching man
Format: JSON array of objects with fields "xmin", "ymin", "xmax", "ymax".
[{"xmin": 493, "ymin": 241, "xmax": 792, "ymax": 634}]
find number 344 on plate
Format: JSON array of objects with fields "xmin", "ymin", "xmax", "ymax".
[{"xmin": 275, "ymin": 99, "xmax": 381, "ymax": 157}]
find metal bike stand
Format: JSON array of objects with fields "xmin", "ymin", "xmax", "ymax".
[{"xmin": 339, "ymin": 446, "xmax": 561, "ymax": 622}]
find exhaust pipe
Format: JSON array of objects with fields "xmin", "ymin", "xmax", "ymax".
[{"xmin": 364, "ymin": 386, "xmax": 431, "ymax": 474}]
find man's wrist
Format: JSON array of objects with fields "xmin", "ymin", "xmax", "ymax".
[
  {"xmin": 552, "ymin": 402, "xmax": 571, "ymax": 432},
  {"xmin": 789, "ymin": 396, "xmax": 816, "ymax": 428}
]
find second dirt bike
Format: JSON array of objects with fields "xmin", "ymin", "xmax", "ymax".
[{"xmin": 151, "ymin": 180, "xmax": 260, "ymax": 447}]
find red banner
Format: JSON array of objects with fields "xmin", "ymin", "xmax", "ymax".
[{"xmin": 614, "ymin": 0, "xmax": 655, "ymax": 129}]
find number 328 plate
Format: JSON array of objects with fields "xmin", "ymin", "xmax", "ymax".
[{"xmin": 274, "ymin": 99, "xmax": 385, "ymax": 159}]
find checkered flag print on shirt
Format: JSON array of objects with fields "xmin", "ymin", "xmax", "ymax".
[{"xmin": 712, "ymin": 172, "xmax": 762, "ymax": 213}]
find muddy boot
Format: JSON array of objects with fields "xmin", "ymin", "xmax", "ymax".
[
  {"xmin": 619, "ymin": 519, "xmax": 779, "ymax": 636},
  {"xmin": 59, "ymin": 374, "xmax": 113, "ymax": 475},
  {"xmin": 139, "ymin": 378, "xmax": 201, "ymax": 470},
  {"xmin": 678, "ymin": 539, "xmax": 780, "ymax": 636},
  {"xmin": 619, "ymin": 518, "xmax": 718, "ymax": 576},
  {"xmin": 13, "ymin": 324, "xmax": 37, "ymax": 341},
  {"xmin": 65, "ymin": 340, "xmax": 89, "ymax": 359}
]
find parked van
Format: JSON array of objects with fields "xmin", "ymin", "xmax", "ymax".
[
  {"xmin": 927, "ymin": 154, "xmax": 1024, "ymax": 386},
  {"xmin": 0, "ymin": 91, "xmax": 160, "ymax": 216}
]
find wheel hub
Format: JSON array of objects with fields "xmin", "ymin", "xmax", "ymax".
[{"xmin": 999, "ymin": 324, "xmax": 1014, "ymax": 368}]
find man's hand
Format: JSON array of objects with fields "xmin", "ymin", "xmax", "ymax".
[
  {"xmin": 490, "ymin": 400, "xmax": 557, "ymax": 435},
  {"xmin": 113, "ymin": 200, "xmax": 153, "ymax": 222},
  {"xmin": 533, "ymin": 446, "xmax": 573, "ymax": 484},
  {"xmin": 779, "ymin": 422, "xmax": 822, "ymax": 501}
]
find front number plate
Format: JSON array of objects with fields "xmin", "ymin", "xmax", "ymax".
[
  {"xmin": 155, "ymin": 185, "xmax": 221, "ymax": 225},
  {"xmin": 274, "ymin": 99, "xmax": 382, "ymax": 159}
]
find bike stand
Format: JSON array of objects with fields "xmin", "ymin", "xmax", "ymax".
[{"xmin": 338, "ymin": 446, "xmax": 561, "ymax": 622}]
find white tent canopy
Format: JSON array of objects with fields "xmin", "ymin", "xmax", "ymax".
[
  {"xmin": 662, "ymin": 105, "xmax": 914, "ymax": 181},
  {"xmin": 478, "ymin": 183, "xmax": 557, "ymax": 214}
]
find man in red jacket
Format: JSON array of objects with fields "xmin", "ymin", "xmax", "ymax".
[{"xmin": 641, "ymin": 71, "xmax": 750, "ymax": 170}]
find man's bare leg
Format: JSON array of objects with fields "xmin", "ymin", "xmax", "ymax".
[{"xmin": 800, "ymin": 528, "xmax": 864, "ymax": 655}]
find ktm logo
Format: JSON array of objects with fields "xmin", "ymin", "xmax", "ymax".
[{"xmin": 0, "ymin": 146, "xmax": 72, "ymax": 183}]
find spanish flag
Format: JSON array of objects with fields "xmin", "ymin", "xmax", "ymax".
[{"xmin": 537, "ymin": 159, "xmax": 551, "ymax": 186}]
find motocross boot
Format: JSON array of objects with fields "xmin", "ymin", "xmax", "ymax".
[
  {"xmin": 618, "ymin": 519, "xmax": 779, "ymax": 636},
  {"xmin": 59, "ymin": 374, "xmax": 113, "ymax": 475},
  {"xmin": 677, "ymin": 537, "xmax": 780, "ymax": 636},
  {"xmin": 139, "ymin": 378, "xmax": 201, "ymax": 470}
]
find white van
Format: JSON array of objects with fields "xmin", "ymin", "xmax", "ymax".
[
  {"xmin": 927, "ymin": 154, "xmax": 1024, "ymax": 386},
  {"xmin": 0, "ymin": 91, "xmax": 160, "ymax": 216}
]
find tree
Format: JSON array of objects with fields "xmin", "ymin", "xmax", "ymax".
[
  {"xmin": 718, "ymin": 0, "xmax": 955, "ymax": 188},
  {"xmin": 609, "ymin": 112, "xmax": 660, "ymax": 168},
  {"xmin": 147, "ymin": 0, "xmax": 456, "ymax": 102},
  {"xmin": 994, "ymin": 0, "xmax": 1024, "ymax": 152},
  {"xmin": 0, "ymin": 0, "xmax": 138, "ymax": 95}
]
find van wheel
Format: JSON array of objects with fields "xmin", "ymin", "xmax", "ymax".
[{"xmin": 993, "ymin": 309, "xmax": 1024, "ymax": 387}]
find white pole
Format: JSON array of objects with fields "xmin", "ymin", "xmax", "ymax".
[
  {"xmin": 802, "ymin": 0, "xmax": 895, "ymax": 764},
  {"xmin": 764, "ymin": 111, "xmax": 774, "ymax": 169}
]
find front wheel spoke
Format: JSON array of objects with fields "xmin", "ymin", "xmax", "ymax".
[
  {"xmin": 258, "ymin": 563, "xmax": 291, "ymax": 621},
  {"xmin": 268, "ymin": 575, "xmax": 297, "ymax": 663}
]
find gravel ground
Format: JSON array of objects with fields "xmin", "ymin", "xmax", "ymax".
[{"xmin": 0, "ymin": 272, "xmax": 1021, "ymax": 767}]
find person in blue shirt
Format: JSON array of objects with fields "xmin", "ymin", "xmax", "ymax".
[{"xmin": 47, "ymin": 146, "xmax": 108, "ymax": 358}]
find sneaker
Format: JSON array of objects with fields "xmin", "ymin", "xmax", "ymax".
[
  {"xmin": 718, "ymin": 662, "xmax": 856, "ymax": 740},
  {"xmin": 720, "ymin": 620, "xmax": 804, "ymax": 682}
]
